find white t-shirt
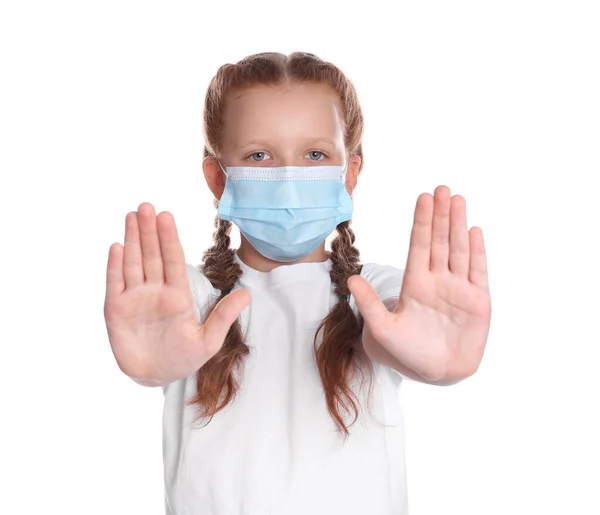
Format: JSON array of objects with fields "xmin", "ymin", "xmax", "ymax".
[{"xmin": 162, "ymin": 251, "xmax": 408, "ymax": 515}]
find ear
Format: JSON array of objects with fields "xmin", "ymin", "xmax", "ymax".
[
  {"xmin": 345, "ymin": 153, "xmax": 361, "ymax": 196},
  {"xmin": 203, "ymin": 156, "xmax": 226, "ymax": 200}
]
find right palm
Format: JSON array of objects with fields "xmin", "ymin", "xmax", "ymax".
[{"xmin": 104, "ymin": 202, "xmax": 251, "ymax": 386}]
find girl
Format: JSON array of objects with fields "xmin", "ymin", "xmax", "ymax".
[{"xmin": 104, "ymin": 51, "xmax": 491, "ymax": 515}]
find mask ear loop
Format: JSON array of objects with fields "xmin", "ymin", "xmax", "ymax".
[
  {"xmin": 340, "ymin": 159, "xmax": 349, "ymax": 182},
  {"xmin": 218, "ymin": 161, "xmax": 229, "ymax": 178},
  {"xmin": 215, "ymin": 162, "xmax": 229, "ymax": 212}
]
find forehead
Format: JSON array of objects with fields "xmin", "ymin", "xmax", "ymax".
[{"xmin": 222, "ymin": 82, "xmax": 344, "ymax": 148}]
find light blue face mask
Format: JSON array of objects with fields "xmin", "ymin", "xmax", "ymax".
[{"xmin": 217, "ymin": 161, "xmax": 353, "ymax": 263}]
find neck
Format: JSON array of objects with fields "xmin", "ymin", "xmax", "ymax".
[{"xmin": 236, "ymin": 235, "xmax": 329, "ymax": 273}]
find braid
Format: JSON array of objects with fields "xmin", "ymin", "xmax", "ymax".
[
  {"xmin": 314, "ymin": 218, "xmax": 373, "ymax": 441},
  {"xmin": 185, "ymin": 198, "xmax": 250, "ymax": 424},
  {"xmin": 329, "ymin": 219, "xmax": 363, "ymax": 299},
  {"xmin": 201, "ymin": 198, "xmax": 242, "ymax": 293}
]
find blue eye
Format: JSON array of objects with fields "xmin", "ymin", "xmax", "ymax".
[
  {"xmin": 307, "ymin": 151, "xmax": 326, "ymax": 161},
  {"xmin": 248, "ymin": 152, "xmax": 271, "ymax": 162}
]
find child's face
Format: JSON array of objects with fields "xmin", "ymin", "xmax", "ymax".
[
  {"xmin": 203, "ymin": 81, "xmax": 361, "ymax": 265},
  {"xmin": 220, "ymin": 82, "xmax": 349, "ymax": 169}
]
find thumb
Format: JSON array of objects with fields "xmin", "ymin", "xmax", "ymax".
[
  {"xmin": 347, "ymin": 275, "xmax": 390, "ymax": 331},
  {"xmin": 202, "ymin": 288, "xmax": 252, "ymax": 348}
]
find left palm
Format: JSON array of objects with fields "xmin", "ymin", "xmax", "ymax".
[{"xmin": 348, "ymin": 185, "xmax": 492, "ymax": 382}]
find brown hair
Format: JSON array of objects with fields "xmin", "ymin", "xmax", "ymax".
[{"xmin": 186, "ymin": 52, "xmax": 373, "ymax": 440}]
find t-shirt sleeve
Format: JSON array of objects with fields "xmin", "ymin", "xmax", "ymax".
[
  {"xmin": 161, "ymin": 263, "xmax": 219, "ymax": 396},
  {"xmin": 349, "ymin": 262, "xmax": 408, "ymax": 383},
  {"xmin": 357, "ymin": 262, "xmax": 405, "ymax": 303}
]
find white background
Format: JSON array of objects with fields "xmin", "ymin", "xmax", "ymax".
[{"xmin": 1, "ymin": 1, "xmax": 598, "ymax": 514}]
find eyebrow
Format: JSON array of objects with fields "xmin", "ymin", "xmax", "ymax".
[{"xmin": 239, "ymin": 137, "xmax": 336, "ymax": 149}]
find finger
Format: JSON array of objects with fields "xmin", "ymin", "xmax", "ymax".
[
  {"xmin": 347, "ymin": 275, "xmax": 391, "ymax": 334},
  {"xmin": 137, "ymin": 202, "xmax": 164, "ymax": 284},
  {"xmin": 468, "ymin": 227, "xmax": 489, "ymax": 288},
  {"xmin": 406, "ymin": 193, "xmax": 433, "ymax": 274},
  {"xmin": 106, "ymin": 242, "xmax": 125, "ymax": 300},
  {"xmin": 202, "ymin": 289, "xmax": 252, "ymax": 349},
  {"xmin": 123, "ymin": 211, "xmax": 144, "ymax": 288},
  {"xmin": 431, "ymin": 185, "xmax": 451, "ymax": 271},
  {"xmin": 157, "ymin": 211, "xmax": 188, "ymax": 288},
  {"xmin": 449, "ymin": 195, "xmax": 470, "ymax": 277}
]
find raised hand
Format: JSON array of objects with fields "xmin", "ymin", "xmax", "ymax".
[
  {"xmin": 348, "ymin": 186, "xmax": 492, "ymax": 383},
  {"xmin": 104, "ymin": 203, "xmax": 251, "ymax": 386}
]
